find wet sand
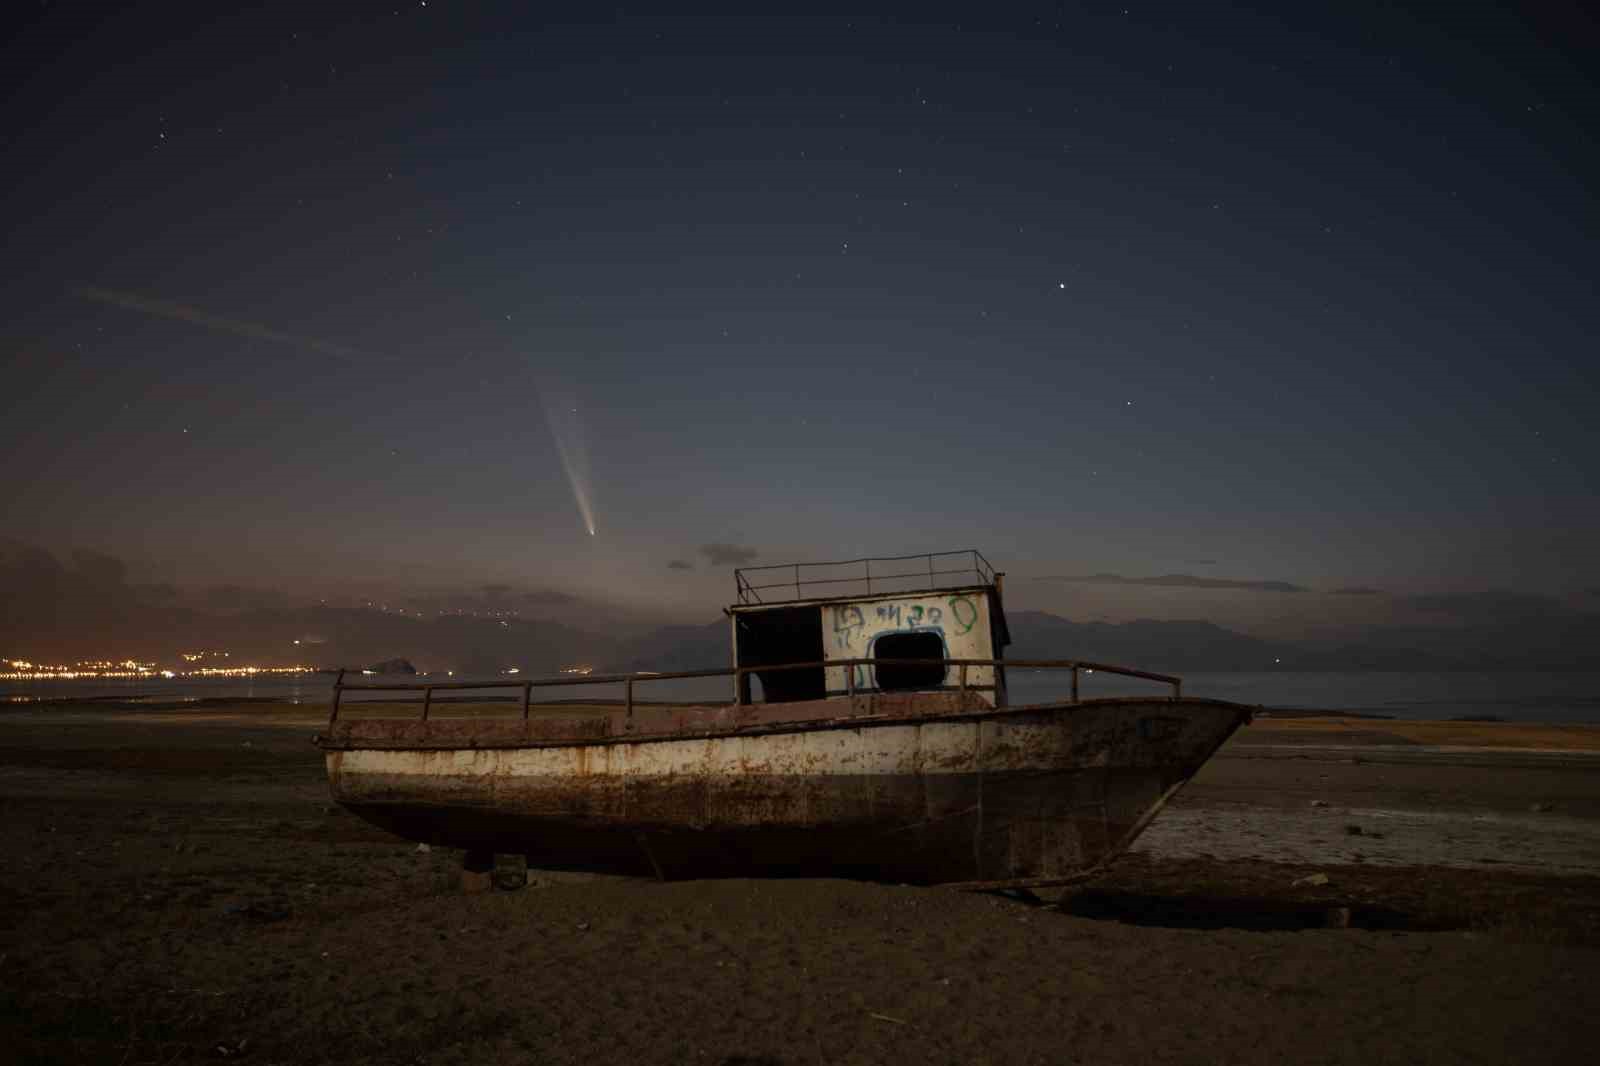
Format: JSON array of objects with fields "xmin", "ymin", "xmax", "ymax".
[{"xmin": 2, "ymin": 702, "xmax": 1597, "ymax": 1064}]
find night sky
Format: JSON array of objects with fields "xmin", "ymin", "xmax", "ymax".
[{"xmin": 3, "ymin": 2, "xmax": 1595, "ymax": 638}]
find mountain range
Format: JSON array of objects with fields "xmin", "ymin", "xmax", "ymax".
[
  {"xmin": 610, "ymin": 609, "xmax": 1600, "ymax": 675},
  {"xmin": 215, "ymin": 603, "xmax": 1600, "ymax": 675},
  {"xmin": 4, "ymin": 531, "xmax": 1597, "ymax": 676}
]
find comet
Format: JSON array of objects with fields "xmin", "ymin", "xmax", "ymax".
[{"xmin": 540, "ymin": 387, "xmax": 597, "ymax": 537}]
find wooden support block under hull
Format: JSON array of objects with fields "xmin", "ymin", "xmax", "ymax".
[{"xmin": 461, "ymin": 850, "xmax": 492, "ymax": 893}]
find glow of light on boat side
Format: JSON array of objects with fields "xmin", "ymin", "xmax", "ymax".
[{"xmin": 540, "ymin": 387, "xmax": 597, "ymax": 536}]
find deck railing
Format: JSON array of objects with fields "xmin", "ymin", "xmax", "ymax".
[
  {"xmin": 328, "ymin": 657, "xmax": 1182, "ymax": 730},
  {"xmin": 734, "ymin": 550, "xmax": 997, "ymax": 605}
]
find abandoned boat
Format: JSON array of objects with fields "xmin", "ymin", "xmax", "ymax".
[{"xmin": 316, "ymin": 551, "xmax": 1254, "ymax": 889}]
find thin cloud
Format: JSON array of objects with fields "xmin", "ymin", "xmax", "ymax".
[
  {"xmin": 1184, "ymin": 559, "xmax": 1219, "ymax": 566},
  {"xmin": 1405, "ymin": 590, "xmax": 1570, "ymax": 621},
  {"xmin": 1036, "ymin": 572, "xmax": 1307, "ymax": 593},
  {"xmin": 80, "ymin": 286, "xmax": 366, "ymax": 359},
  {"xmin": 1328, "ymin": 586, "xmax": 1385, "ymax": 596},
  {"xmin": 1, "ymin": 541, "xmax": 151, "ymax": 652},
  {"xmin": 699, "ymin": 543, "xmax": 759, "ymax": 566},
  {"xmin": 667, "ymin": 559, "xmax": 695, "ymax": 571},
  {"xmin": 519, "ymin": 588, "xmax": 576, "ymax": 604},
  {"xmin": 402, "ymin": 585, "xmax": 577, "ymax": 611},
  {"xmin": 202, "ymin": 584, "xmax": 288, "ymax": 610}
]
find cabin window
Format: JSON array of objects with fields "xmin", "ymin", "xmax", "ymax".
[
  {"xmin": 735, "ymin": 606, "xmax": 825, "ymax": 702},
  {"xmin": 872, "ymin": 631, "xmax": 947, "ymax": 691}
]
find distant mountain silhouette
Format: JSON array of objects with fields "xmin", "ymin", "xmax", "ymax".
[
  {"xmin": 1004, "ymin": 612, "xmax": 1464, "ymax": 672},
  {"xmin": 609, "ymin": 610, "xmax": 1600, "ymax": 674},
  {"xmin": 1005, "ymin": 612, "xmax": 1283, "ymax": 671},
  {"xmin": 163, "ymin": 606, "xmax": 609, "ymax": 677},
  {"xmin": 608, "ymin": 611, "xmax": 1317, "ymax": 674},
  {"xmin": 5, "ymin": 540, "xmax": 1598, "ymax": 675},
  {"xmin": 612, "ymin": 620, "xmax": 727, "ymax": 673}
]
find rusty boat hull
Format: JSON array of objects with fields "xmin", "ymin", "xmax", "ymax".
[{"xmin": 318, "ymin": 694, "xmax": 1252, "ymax": 888}]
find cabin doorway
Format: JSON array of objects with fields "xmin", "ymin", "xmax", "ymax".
[{"xmin": 735, "ymin": 606, "xmax": 825, "ymax": 702}]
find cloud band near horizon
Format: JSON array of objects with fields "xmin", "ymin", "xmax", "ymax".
[{"xmin": 1034, "ymin": 573, "xmax": 1307, "ymax": 593}]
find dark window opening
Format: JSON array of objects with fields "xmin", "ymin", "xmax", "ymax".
[
  {"xmin": 873, "ymin": 631, "xmax": 947, "ymax": 691},
  {"xmin": 735, "ymin": 606, "xmax": 825, "ymax": 703}
]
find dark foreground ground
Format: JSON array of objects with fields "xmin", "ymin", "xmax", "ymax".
[{"xmin": 2, "ymin": 702, "xmax": 1598, "ymax": 1064}]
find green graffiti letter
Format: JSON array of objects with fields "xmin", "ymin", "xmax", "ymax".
[{"xmin": 948, "ymin": 595, "xmax": 978, "ymax": 634}]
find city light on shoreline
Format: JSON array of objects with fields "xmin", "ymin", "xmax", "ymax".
[{"xmin": 1, "ymin": 657, "xmax": 318, "ymax": 681}]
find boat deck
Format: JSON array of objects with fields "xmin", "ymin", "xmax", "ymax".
[{"xmin": 316, "ymin": 692, "xmax": 1254, "ymax": 751}]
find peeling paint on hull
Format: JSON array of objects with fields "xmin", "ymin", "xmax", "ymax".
[{"xmin": 320, "ymin": 697, "xmax": 1251, "ymax": 887}]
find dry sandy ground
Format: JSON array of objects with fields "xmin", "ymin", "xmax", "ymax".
[
  {"xmin": 2, "ymin": 702, "xmax": 1598, "ymax": 1065},
  {"xmin": 1142, "ymin": 715, "xmax": 1600, "ymax": 876}
]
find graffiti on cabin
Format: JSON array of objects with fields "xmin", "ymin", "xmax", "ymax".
[
  {"xmin": 823, "ymin": 592, "xmax": 995, "ymax": 702},
  {"xmin": 873, "ymin": 602, "xmax": 945, "ymax": 630},
  {"xmin": 947, "ymin": 594, "xmax": 979, "ymax": 635},
  {"xmin": 831, "ymin": 594, "xmax": 979, "ymax": 650},
  {"xmin": 830, "ymin": 604, "xmax": 867, "ymax": 649}
]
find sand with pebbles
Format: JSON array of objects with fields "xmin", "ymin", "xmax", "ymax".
[{"xmin": 2, "ymin": 702, "xmax": 1597, "ymax": 1064}]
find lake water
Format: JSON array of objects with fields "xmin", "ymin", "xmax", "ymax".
[
  {"xmin": 1007, "ymin": 670, "xmax": 1600, "ymax": 724},
  {"xmin": 4, "ymin": 671, "xmax": 1598, "ymax": 723}
]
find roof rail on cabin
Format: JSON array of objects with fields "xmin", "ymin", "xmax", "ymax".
[{"xmin": 734, "ymin": 550, "xmax": 997, "ymax": 605}]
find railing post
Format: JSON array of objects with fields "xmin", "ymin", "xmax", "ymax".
[
  {"xmin": 958, "ymin": 662, "xmax": 968, "ymax": 705},
  {"xmin": 865, "ymin": 558, "xmax": 871, "ymax": 595},
  {"xmin": 625, "ymin": 676, "xmax": 634, "ymax": 731},
  {"xmin": 846, "ymin": 659, "xmax": 856, "ymax": 713},
  {"xmin": 421, "ymin": 686, "xmax": 432, "ymax": 721},
  {"xmin": 928, "ymin": 553, "xmax": 935, "ymax": 589},
  {"xmin": 522, "ymin": 681, "xmax": 532, "ymax": 720},
  {"xmin": 1173, "ymin": 679, "xmax": 1182, "ymax": 700},
  {"xmin": 329, "ymin": 668, "xmax": 344, "ymax": 726},
  {"xmin": 794, "ymin": 564, "xmax": 801, "ymax": 600},
  {"xmin": 1071, "ymin": 666, "xmax": 1079, "ymax": 704}
]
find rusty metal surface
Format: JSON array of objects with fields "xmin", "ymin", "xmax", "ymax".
[
  {"xmin": 322, "ymin": 690, "xmax": 982, "ymax": 750},
  {"xmin": 323, "ymin": 696, "xmax": 1252, "ymax": 888},
  {"xmin": 733, "ymin": 550, "xmax": 996, "ymax": 604},
  {"xmin": 317, "ymin": 693, "xmax": 1241, "ymax": 751}
]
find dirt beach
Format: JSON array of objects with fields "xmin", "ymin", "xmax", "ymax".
[{"xmin": 2, "ymin": 702, "xmax": 1598, "ymax": 1064}]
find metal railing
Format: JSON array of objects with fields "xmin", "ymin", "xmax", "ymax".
[
  {"xmin": 734, "ymin": 550, "xmax": 997, "ymax": 605},
  {"xmin": 328, "ymin": 656, "xmax": 1181, "ymax": 731}
]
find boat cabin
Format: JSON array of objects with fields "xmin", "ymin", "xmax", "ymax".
[{"xmin": 729, "ymin": 551, "xmax": 1011, "ymax": 707}]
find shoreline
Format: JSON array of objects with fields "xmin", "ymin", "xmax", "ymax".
[{"xmin": 1241, "ymin": 714, "xmax": 1600, "ymax": 750}]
